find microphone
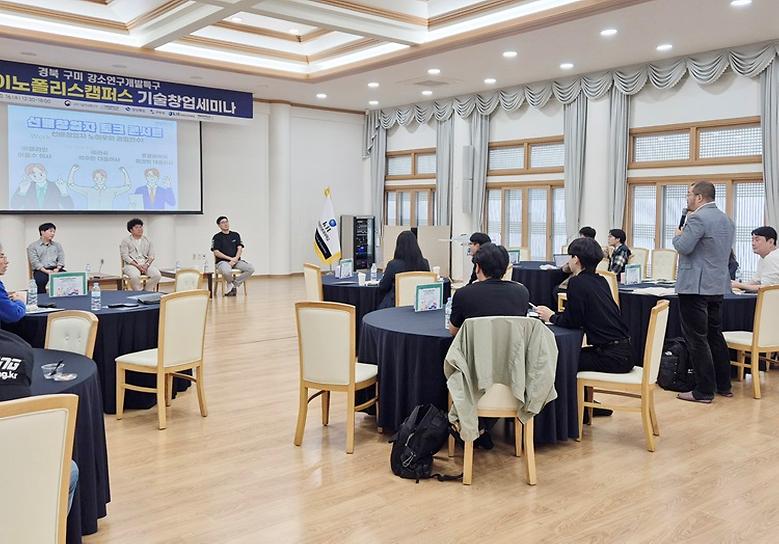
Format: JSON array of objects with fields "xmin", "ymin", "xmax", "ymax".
[
  {"xmin": 678, "ymin": 208, "xmax": 688, "ymax": 230},
  {"xmin": 97, "ymin": 258, "xmax": 104, "ymax": 277}
]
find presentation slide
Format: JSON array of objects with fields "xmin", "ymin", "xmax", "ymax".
[{"xmin": 0, "ymin": 104, "xmax": 202, "ymax": 213}]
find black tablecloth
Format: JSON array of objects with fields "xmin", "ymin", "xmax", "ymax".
[
  {"xmin": 358, "ymin": 307, "xmax": 583, "ymax": 443},
  {"xmin": 2, "ymin": 291, "xmax": 189, "ymax": 413},
  {"xmin": 322, "ymin": 274, "xmax": 450, "ymax": 347},
  {"xmin": 619, "ymin": 283, "xmax": 757, "ymax": 363},
  {"xmin": 30, "ymin": 349, "xmax": 110, "ymax": 544},
  {"xmin": 512, "ymin": 261, "xmax": 568, "ymax": 308}
]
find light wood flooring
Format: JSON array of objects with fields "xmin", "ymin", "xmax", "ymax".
[{"xmin": 84, "ymin": 276, "xmax": 779, "ymax": 543}]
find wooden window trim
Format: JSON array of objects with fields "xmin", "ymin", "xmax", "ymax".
[
  {"xmin": 384, "ymin": 187, "xmax": 436, "ymax": 226},
  {"xmin": 386, "ymin": 147, "xmax": 437, "ymax": 181},
  {"xmin": 487, "ymin": 136, "xmax": 564, "ymax": 176}
]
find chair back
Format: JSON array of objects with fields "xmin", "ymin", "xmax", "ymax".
[
  {"xmin": 395, "ymin": 271, "xmax": 437, "ymax": 306},
  {"xmin": 650, "ymin": 249, "xmax": 678, "ymax": 280},
  {"xmin": 158, "ymin": 290, "xmax": 209, "ymax": 368},
  {"xmin": 755, "ymin": 285, "xmax": 779, "ymax": 349},
  {"xmin": 596, "ymin": 258, "xmax": 609, "ymax": 272},
  {"xmin": 642, "ymin": 300, "xmax": 670, "ymax": 385},
  {"xmin": 628, "ymin": 247, "xmax": 649, "ymax": 278},
  {"xmin": 44, "ymin": 310, "xmax": 99, "ymax": 358},
  {"xmin": 303, "ymin": 263, "xmax": 323, "ymax": 301},
  {"xmin": 0, "ymin": 394, "xmax": 78, "ymax": 544},
  {"xmin": 295, "ymin": 301, "xmax": 355, "ymax": 386},
  {"xmin": 597, "ymin": 270, "xmax": 619, "ymax": 306},
  {"xmin": 502, "ymin": 263, "xmax": 513, "ymax": 281},
  {"xmin": 175, "ymin": 268, "xmax": 202, "ymax": 291}
]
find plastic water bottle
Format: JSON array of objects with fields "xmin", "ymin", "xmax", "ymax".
[
  {"xmin": 444, "ymin": 296, "xmax": 452, "ymax": 329},
  {"xmin": 370, "ymin": 262, "xmax": 377, "ymax": 282},
  {"xmin": 91, "ymin": 282, "xmax": 101, "ymax": 311},
  {"xmin": 27, "ymin": 278, "xmax": 38, "ymax": 307}
]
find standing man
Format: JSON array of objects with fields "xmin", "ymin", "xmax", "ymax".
[
  {"xmin": 27, "ymin": 222, "xmax": 65, "ymax": 294},
  {"xmin": 673, "ymin": 181, "xmax": 735, "ymax": 403},
  {"xmin": 211, "ymin": 216, "xmax": 254, "ymax": 296},
  {"xmin": 0, "ymin": 243, "xmax": 27, "ymax": 323},
  {"xmin": 120, "ymin": 218, "xmax": 161, "ymax": 291},
  {"xmin": 607, "ymin": 229, "xmax": 632, "ymax": 282},
  {"xmin": 467, "ymin": 232, "xmax": 491, "ymax": 284},
  {"xmin": 731, "ymin": 226, "xmax": 779, "ymax": 291}
]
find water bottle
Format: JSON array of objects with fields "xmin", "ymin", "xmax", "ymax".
[
  {"xmin": 444, "ymin": 296, "xmax": 453, "ymax": 329},
  {"xmin": 370, "ymin": 262, "xmax": 377, "ymax": 282},
  {"xmin": 91, "ymin": 282, "xmax": 101, "ymax": 311},
  {"xmin": 27, "ymin": 278, "xmax": 38, "ymax": 307}
]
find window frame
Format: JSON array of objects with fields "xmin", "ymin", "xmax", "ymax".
[
  {"xmin": 487, "ymin": 136, "xmax": 564, "ymax": 176},
  {"xmin": 628, "ymin": 116, "xmax": 762, "ymax": 169},
  {"xmin": 385, "ymin": 147, "xmax": 437, "ymax": 180},
  {"xmin": 384, "ymin": 185, "xmax": 436, "ymax": 227}
]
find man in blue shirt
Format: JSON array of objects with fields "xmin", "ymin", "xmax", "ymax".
[{"xmin": 0, "ymin": 243, "xmax": 27, "ymax": 323}]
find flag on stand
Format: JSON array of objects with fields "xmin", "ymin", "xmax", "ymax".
[{"xmin": 314, "ymin": 187, "xmax": 341, "ymax": 264}]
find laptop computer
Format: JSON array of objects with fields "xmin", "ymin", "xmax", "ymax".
[{"xmin": 553, "ymin": 254, "xmax": 569, "ymax": 268}]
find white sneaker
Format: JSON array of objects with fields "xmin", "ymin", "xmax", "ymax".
[{"xmin": 224, "ymin": 282, "xmax": 234, "ymax": 295}]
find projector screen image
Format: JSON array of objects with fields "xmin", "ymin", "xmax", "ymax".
[{"xmin": 0, "ymin": 104, "xmax": 202, "ymax": 213}]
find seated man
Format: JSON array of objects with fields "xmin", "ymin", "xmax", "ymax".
[
  {"xmin": 537, "ymin": 237, "xmax": 632, "ymax": 374},
  {"xmin": 27, "ymin": 222, "xmax": 65, "ymax": 294},
  {"xmin": 0, "ymin": 243, "xmax": 27, "ymax": 323},
  {"xmin": 607, "ymin": 228, "xmax": 631, "ymax": 282},
  {"xmin": 467, "ymin": 232, "xmax": 491, "ymax": 285},
  {"xmin": 211, "ymin": 216, "xmax": 255, "ymax": 296},
  {"xmin": 556, "ymin": 226, "xmax": 599, "ymax": 293},
  {"xmin": 120, "ymin": 218, "xmax": 161, "ymax": 291},
  {"xmin": 731, "ymin": 226, "xmax": 779, "ymax": 292}
]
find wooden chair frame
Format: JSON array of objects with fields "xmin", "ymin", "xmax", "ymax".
[
  {"xmin": 293, "ymin": 301, "xmax": 379, "ymax": 454},
  {"xmin": 215, "ymin": 259, "xmax": 249, "ymax": 296},
  {"xmin": 597, "ymin": 270, "xmax": 620, "ymax": 307},
  {"xmin": 0, "ymin": 394, "xmax": 78, "ymax": 544},
  {"xmin": 303, "ymin": 263, "xmax": 324, "ymax": 301},
  {"xmin": 577, "ymin": 300, "xmax": 670, "ymax": 452},
  {"xmin": 394, "ymin": 271, "xmax": 437, "ymax": 307},
  {"xmin": 725, "ymin": 284, "xmax": 779, "ymax": 400},
  {"xmin": 116, "ymin": 289, "xmax": 209, "ymax": 429},
  {"xmin": 44, "ymin": 310, "xmax": 99, "ymax": 358},
  {"xmin": 120, "ymin": 256, "xmax": 150, "ymax": 291},
  {"xmin": 174, "ymin": 267, "xmax": 204, "ymax": 291}
]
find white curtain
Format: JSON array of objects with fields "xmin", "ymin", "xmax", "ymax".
[
  {"xmin": 563, "ymin": 95, "xmax": 587, "ymax": 240},
  {"xmin": 435, "ymin": 116, "xmax": 453, "ymax": 226},
  {"xmin": 364, "ymin": 111, "xmax": 386, "ymax": 239},
  {"xmin": 468, "ymin": 114, "xmax": 490, "ymax": 231},
  {"xmin": 607, "ymin": 88, "xmax": 630, "ymax": 228},
  {"xmin": 762, "ymin": 60, "xmax": 779, "ymax": 226}
]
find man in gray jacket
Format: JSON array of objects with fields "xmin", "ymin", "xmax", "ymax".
[{"xmin": 672, "ymin": 181, "xmax": 735, "ymax": 403}]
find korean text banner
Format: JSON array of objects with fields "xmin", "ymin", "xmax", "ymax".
[{"xmin": 0, "ymin": 59, "xmax": 253, "ymax": 122}]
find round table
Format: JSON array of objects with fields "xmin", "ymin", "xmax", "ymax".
[
  {"xmin": 2, "ymin": 291, "xmax": 189, "ymax": 414},
  {"xmin": 30, "ymin": 348, "xmax": 110, "ymax": 544},
  {"xmin": 357, "ymin": 307, "xmax": 583, "ymax": 443},
  {"xmin": 322, "ymin": 274, "xmax": 451, "ymax": 348},
  {"xmin": 619, "ymin": 283, "xmax": 757, "ymax": 363},
  {"xmin": 512, "ymin": 261, "xmax": 569, "ymax": 308}
]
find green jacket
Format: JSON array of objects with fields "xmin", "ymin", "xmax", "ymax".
[{"xmin": 444, "ymin": 317, "xmax": 558, "ymax": 442}]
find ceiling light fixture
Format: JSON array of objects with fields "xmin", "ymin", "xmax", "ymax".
[
  {"xmin": 600, "ymin": 28, "xmax": 618, "ymax": 37},
  {"xmin": 369, "ymin": 100, "xmax": 379, "ymax": 106},
  {"xmin": 656, "ymin": 43, "xmax": 673, "ymax": 52},
  {"xmin": 427, "ymin": 68, "xmax": 440, "ymax": 75},
  {"xmin": 560, "ymin": 62, "xmax": 574, "ymax": 70},
  {"xmin": 730, "ymin": 0, "xmax": 752, "ymax": 6},
  {"xmin": 230, "ymin": 17, "xmax": 243, "ymax": 23},
  {"xmin": 484, "ymin": 78, "xmax": 497, "ymax": 85},
  {"xmin": 316, "ymin": 93, "xmax": 327, "ymax": 99},
  {"xmin": 502, "ymin": 50, "xmax": 518, "ymax": 58},
  {"xmin": 368, "ymin": 82, "xmax": 380, "ymax": 88},
  {"xmin": 422, "ymin": 90, "xmax": 433, "ymax": 96}
]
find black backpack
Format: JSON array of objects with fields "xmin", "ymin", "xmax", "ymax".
[
  {"xmin": 657, "ymin": 337, "xmax": 695, "ymax": 392},
  {"xmin": 389, "ymin": 404, "xmax": 460, "ymax": 482}
]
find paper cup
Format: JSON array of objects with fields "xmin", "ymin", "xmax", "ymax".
[
  {"xmin": 433, "ymin": 266, "xmax": 441, "ymax": 279},
  {"xmin": 358, "ymin": 272, "xmax": 366, "ymax": 286}
]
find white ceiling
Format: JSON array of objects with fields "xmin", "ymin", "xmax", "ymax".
[{"xmin": 0, "ymin": 0, "xmax": 776, "ymax": 111}]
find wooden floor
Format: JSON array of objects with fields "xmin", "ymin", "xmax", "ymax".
[{"xmin": 85, "ymin": 276, "xmax": 779, "ymax": 543}]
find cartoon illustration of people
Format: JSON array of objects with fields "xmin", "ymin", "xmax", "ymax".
[
  {"xmin": 133, "ymin": 168, "xmax": 176, "ymax": 210},
  {"xmin": 67, "ymin": 165, "xmax": 132, "ymax": 211},
  {"xmin": 11, "ymin": 163, "xmax": 74, "ymax": 210}
]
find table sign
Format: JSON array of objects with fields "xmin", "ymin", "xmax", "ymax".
[
  {"xmin": 339, "ymin": 258, "xmax": 353, "ymax": 278},
  {"xmin": 507, "ymin": 249, "xmax": 521, "ymax": 265},
  {"xmin": 48, "ymin": 272, "xmax": 87, "ymax": 297},
  {"xmin": 414, "ymin": 282, "xmax": 444, "ymax": 312},
  {"xmin": 623, "ymin": 263, "xmax": 641, "ymax": 285}
]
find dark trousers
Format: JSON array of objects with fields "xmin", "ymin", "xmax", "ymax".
[
  {"xmin": 579, "ymin": 342, "xmax": 633, "ymax": 373},
  {"xmin": 33, "ymin": 267, "xmax": 65, "ymax": 294},
  {"xmin": 677, "ymin": 294, "xmax": 731, "ymax": 398}
]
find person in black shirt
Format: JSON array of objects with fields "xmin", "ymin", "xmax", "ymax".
[
  {"xmin": 537, "ymin": 237, "xmax": 632, "ymax": 374},
  {"xmin": 467, "ymin": 232, "xmax": 491, "ymax": 285},
  {"xmin": 211, "ymin": 216, "xmax": 255, "ymax": 296},
  {"xmin": 378, "ymin": 230, "xmax": 430, "ymax": 308},
  {"xmin": 449, "ymin": 243, "xmax": 529, "ymax": 335}
]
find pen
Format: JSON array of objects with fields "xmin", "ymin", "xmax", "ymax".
[{"xmin": 47, "ymin": 360, "xmax": 63, "ymax": 378}]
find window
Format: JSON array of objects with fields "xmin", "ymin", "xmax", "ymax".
[
  {"xmin": 629, "ymin": 117, "xmax": 761, "ymax": 168},
  {"xmin": 385, "ymin": 188, "xmax": 435, "ymax": 227},
  {"xmin": 487, "ymin": 137, "xmax": 564, "ymax": 175},
  {"xmin": 386, "ymin": 148, "xmax": 436, "ymax": 180},
  {"xmin": 485, "ymin": 182, "xmax": 565, "ymax": 260}
]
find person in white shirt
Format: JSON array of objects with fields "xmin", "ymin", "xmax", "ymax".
[
  {"xmin": 731, "ymin": 226, "xmax": 779, "ymax": 292},
  {"xmin": 67, "ymin": 165, "xmax": 131, "ymax": 210},
  {"xmin": 119, "ymin": 218, "xmax": 161, "ymax": 291}
]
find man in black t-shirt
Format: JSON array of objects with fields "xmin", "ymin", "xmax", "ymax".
[{"xmin": 211, "ymin": 216, "xmax": 255, "ymax": 296}]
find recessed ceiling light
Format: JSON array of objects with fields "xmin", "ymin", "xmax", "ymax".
[
  {"xmin": 730, "ymin": 0, "xmax": 752, "ymax": 6},
  {"xmin": 560, "ymin": 62, "xmax": 574, "ymax": 70},
  {"xmin": 368, "ymin": 100, "xmax": 379, "ymax": 106},
  {"xmin": 230, "ymin": 16, "xmax": 243, "ymax": 23},
  {"xmin": 484, "ymin": 78, "xmax": 497, "ymax": 85},
  {"xmin": 656, "ymin": 43, "xmax": 673, "ymax": 52},
  {"xmin": 427, "ymin": 68, "xmax": 440, "ymax": 75},
  {"xmin": 368, "ymin": 82, "xmax": 380, "ymax": 88},
  {"xmin": 316, "ymin": 93, "xmax": 327, "ymax": 99},
  {"xmin": 20, "ymin": 51, "xmax": 36, "ymax": 56},
  {"xmin": 502, "ymin": 50, "xmax": 518, "ymax": 58},
  {"xmin": 600, "ymin": 28, "xmax": 618, "ymax": 37},
  {"xmin": 421, "ymin": 90, "xmax": 433, "ymax": 96},
  {"xmin": 289, "ymin": 28, "xmax": 301, "ymax": 35},
  {"xmin": 111, "ymin": 63, "xmax": 127, "ymax": 69}
]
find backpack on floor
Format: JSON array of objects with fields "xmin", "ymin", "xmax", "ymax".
[
  {"xmin": 389, "ymin": 404, "xmax": 460, "ymax": 483},
  {"xmin": 657, "ymin": 337, "xmax": 695, "ymax": 392}
]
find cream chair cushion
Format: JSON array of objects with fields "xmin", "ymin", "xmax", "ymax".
[
  {"xmin": 116, "ymin": 348, "xmax": 159, "ymax": 367},
  {"xmin": 396, "ymin": 272, "xmax": 437, "ymax": 307},
  {"xmin": 161, "ymin": 293, "xmax": 209, "ymax": 366},
  {"xmin": 355, "ymin": 362, "xmax": 378, "ymax": 383},
  {"xmin": 47, "ymin": 315, "xmax": 92, "ymax": 356},
  {"xmin": 303, "ymin": 264, "xmax": 323, "ymax": 301},
  {"xmin": 722, "ymin": 331, "xmax": 753, "ymax": 348},
  {"xmin": 477, "ymin": 383, "xmax": 519, "ymax": 411},
  {"xmin": 577, "ymin": 366, "xmax": 643, "ymax": 384}
]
